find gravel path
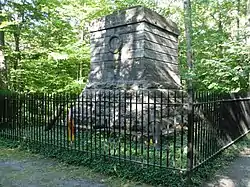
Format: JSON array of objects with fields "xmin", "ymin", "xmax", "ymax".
[
  {"xmin": 203, "ymin": 148, "xmax": 250, "ymax": 187},
  {"xmin": 0, "ymin": 154, "xmax": 107, "ymax": 187}
]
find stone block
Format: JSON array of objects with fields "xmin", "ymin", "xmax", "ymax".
[{"xmin": 88, "ymin": 6, "xmax": 180, "ymax": 88}]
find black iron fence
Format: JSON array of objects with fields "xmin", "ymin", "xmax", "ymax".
[{"xmin": 0, "ymin": 89, "xmax": 250, "ymax": 173}]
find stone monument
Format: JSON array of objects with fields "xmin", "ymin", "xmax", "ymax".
[
  {"xmin": 87, "ymin": 6, "xmax": 180, "ymax": 89},
  {"xmin": 71, "ymin": 6, "xmax": 184, "ymax": 147}
]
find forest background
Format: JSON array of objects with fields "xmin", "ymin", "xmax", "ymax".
[{"xmin": 0, "ymin": 0, "xmax": 249, "ymax": 94}]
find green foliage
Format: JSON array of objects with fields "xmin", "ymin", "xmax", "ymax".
[
  {"xmin": 179, "ymin": 0, "xmax": 250, "ymax": 92},
  {"xmin": 192, "ymin": 42, "xmax": 250, "ymax": 92},
  {"xmin": 2, "ymin": 0, "xmax": 90, "ymax": 94},
  {"xmin": 0, "ymin": 0, "xmax": 250, "ymax": 93},
  {"xmin": 9, "ymin": 43, "xmax": 90, "ymax": 94}
]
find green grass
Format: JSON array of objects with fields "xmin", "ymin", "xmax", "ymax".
[{"xmin": 0, "ymin": 125, "xmax": 188, "ymax": 169}]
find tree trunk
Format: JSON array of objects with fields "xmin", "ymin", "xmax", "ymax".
[
  {"xmin": 0, "ymin": 0, "xmax": 6, "ymax": 89},
  {"xmin": 247, "ymin": 0, "xmax": 250, "ymax": 45},
  {"xmin": 13, "ymin": 29, "xmax": 21, "ymax": 70},
  {"xmin": 247, "ymin": 0, "xmax": 250, "ymax": 89},
  {"xmin": 184, "ymin": 0, "xmax": 194, "ymax": 175},
  {"xmin": 217, "ymin": 1, "xmax": 223, "ymax": 56},
  {"xmin": 237, "ymin": 0, "xmax": 240, "ymax": 40},
  {"xmin": 184, "ymin": 0, "xmax": 193, "ymax": 80}
]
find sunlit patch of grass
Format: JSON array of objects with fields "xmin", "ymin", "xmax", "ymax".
[{"xmin": 0, "ymin": 145, "xmax": 39, "ymax": 160}]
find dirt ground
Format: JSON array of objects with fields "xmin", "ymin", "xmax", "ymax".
[
  {"xmin": 202, "ymin": 148, "xmax": 250, "ymax": 187},
  {"xmin": 0, "ymin": 159, "xmax": 106, "ymax": 187},
  {"xmin": 2, "ymin": 143, "xmax": 250, "ymax": 187},
  {"xmin": 0, "ymin": 147, "xmax": 152, "ymax": 187}
]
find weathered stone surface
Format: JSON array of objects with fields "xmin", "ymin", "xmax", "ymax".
[
  {"xmin": 88, "ymin": 6, "xmax": 180, "ymax": 88},
  {"xmin": 144, "ymin": 48, "xmax": 178, "ymax": 63},
  {"xmin": 144, "ymin": 32, "xmax": 178, "ymax": 50},
  {"xmin": 89, "ymin": 6, "xmax": 179, "ymax": 36},
  {"xmin": 90, "ymin": 22, "xmax": 145, "ymax": 40},
  {"xmin": 72, "ymin": 89, "xmax": 188, "ymax": 133},
  {"xmin": 144, "ymin": 41, "xmax": 178, "ymax": 56},
  {"xmin": 88, "ymin": 57, "xmax": 180, "ymax": 89},
  {"xmin": 143, "ymin": 23, "xmax": 178, "ymax": 42}
]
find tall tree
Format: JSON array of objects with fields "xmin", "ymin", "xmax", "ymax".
[
  {"xmin": 184, "ymin": 0, "xmax": 193, "ymax": 86},
  {"xmin": 0, "ymin": 0, "xmax": 6, "ymax": 89},
  {"xmin": 183, "ymin": 0, "xmax": 194, "ymax": 177},
  {"xmin": 247, "ymin": 0, "xmax": 250, "ymax": 45},
  {"xmin": 237, "ymin": 0, "xmax": 241, "ymax": 40}
]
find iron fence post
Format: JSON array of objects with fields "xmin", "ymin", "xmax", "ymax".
[{"xmin": 187, "ymin": 88, "xmax": 194, "ymax": 183}]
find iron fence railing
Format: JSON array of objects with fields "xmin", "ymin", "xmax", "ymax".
[{"xmin": 0, "ymin": 90, "xmax": 250, "ymax": 172}]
